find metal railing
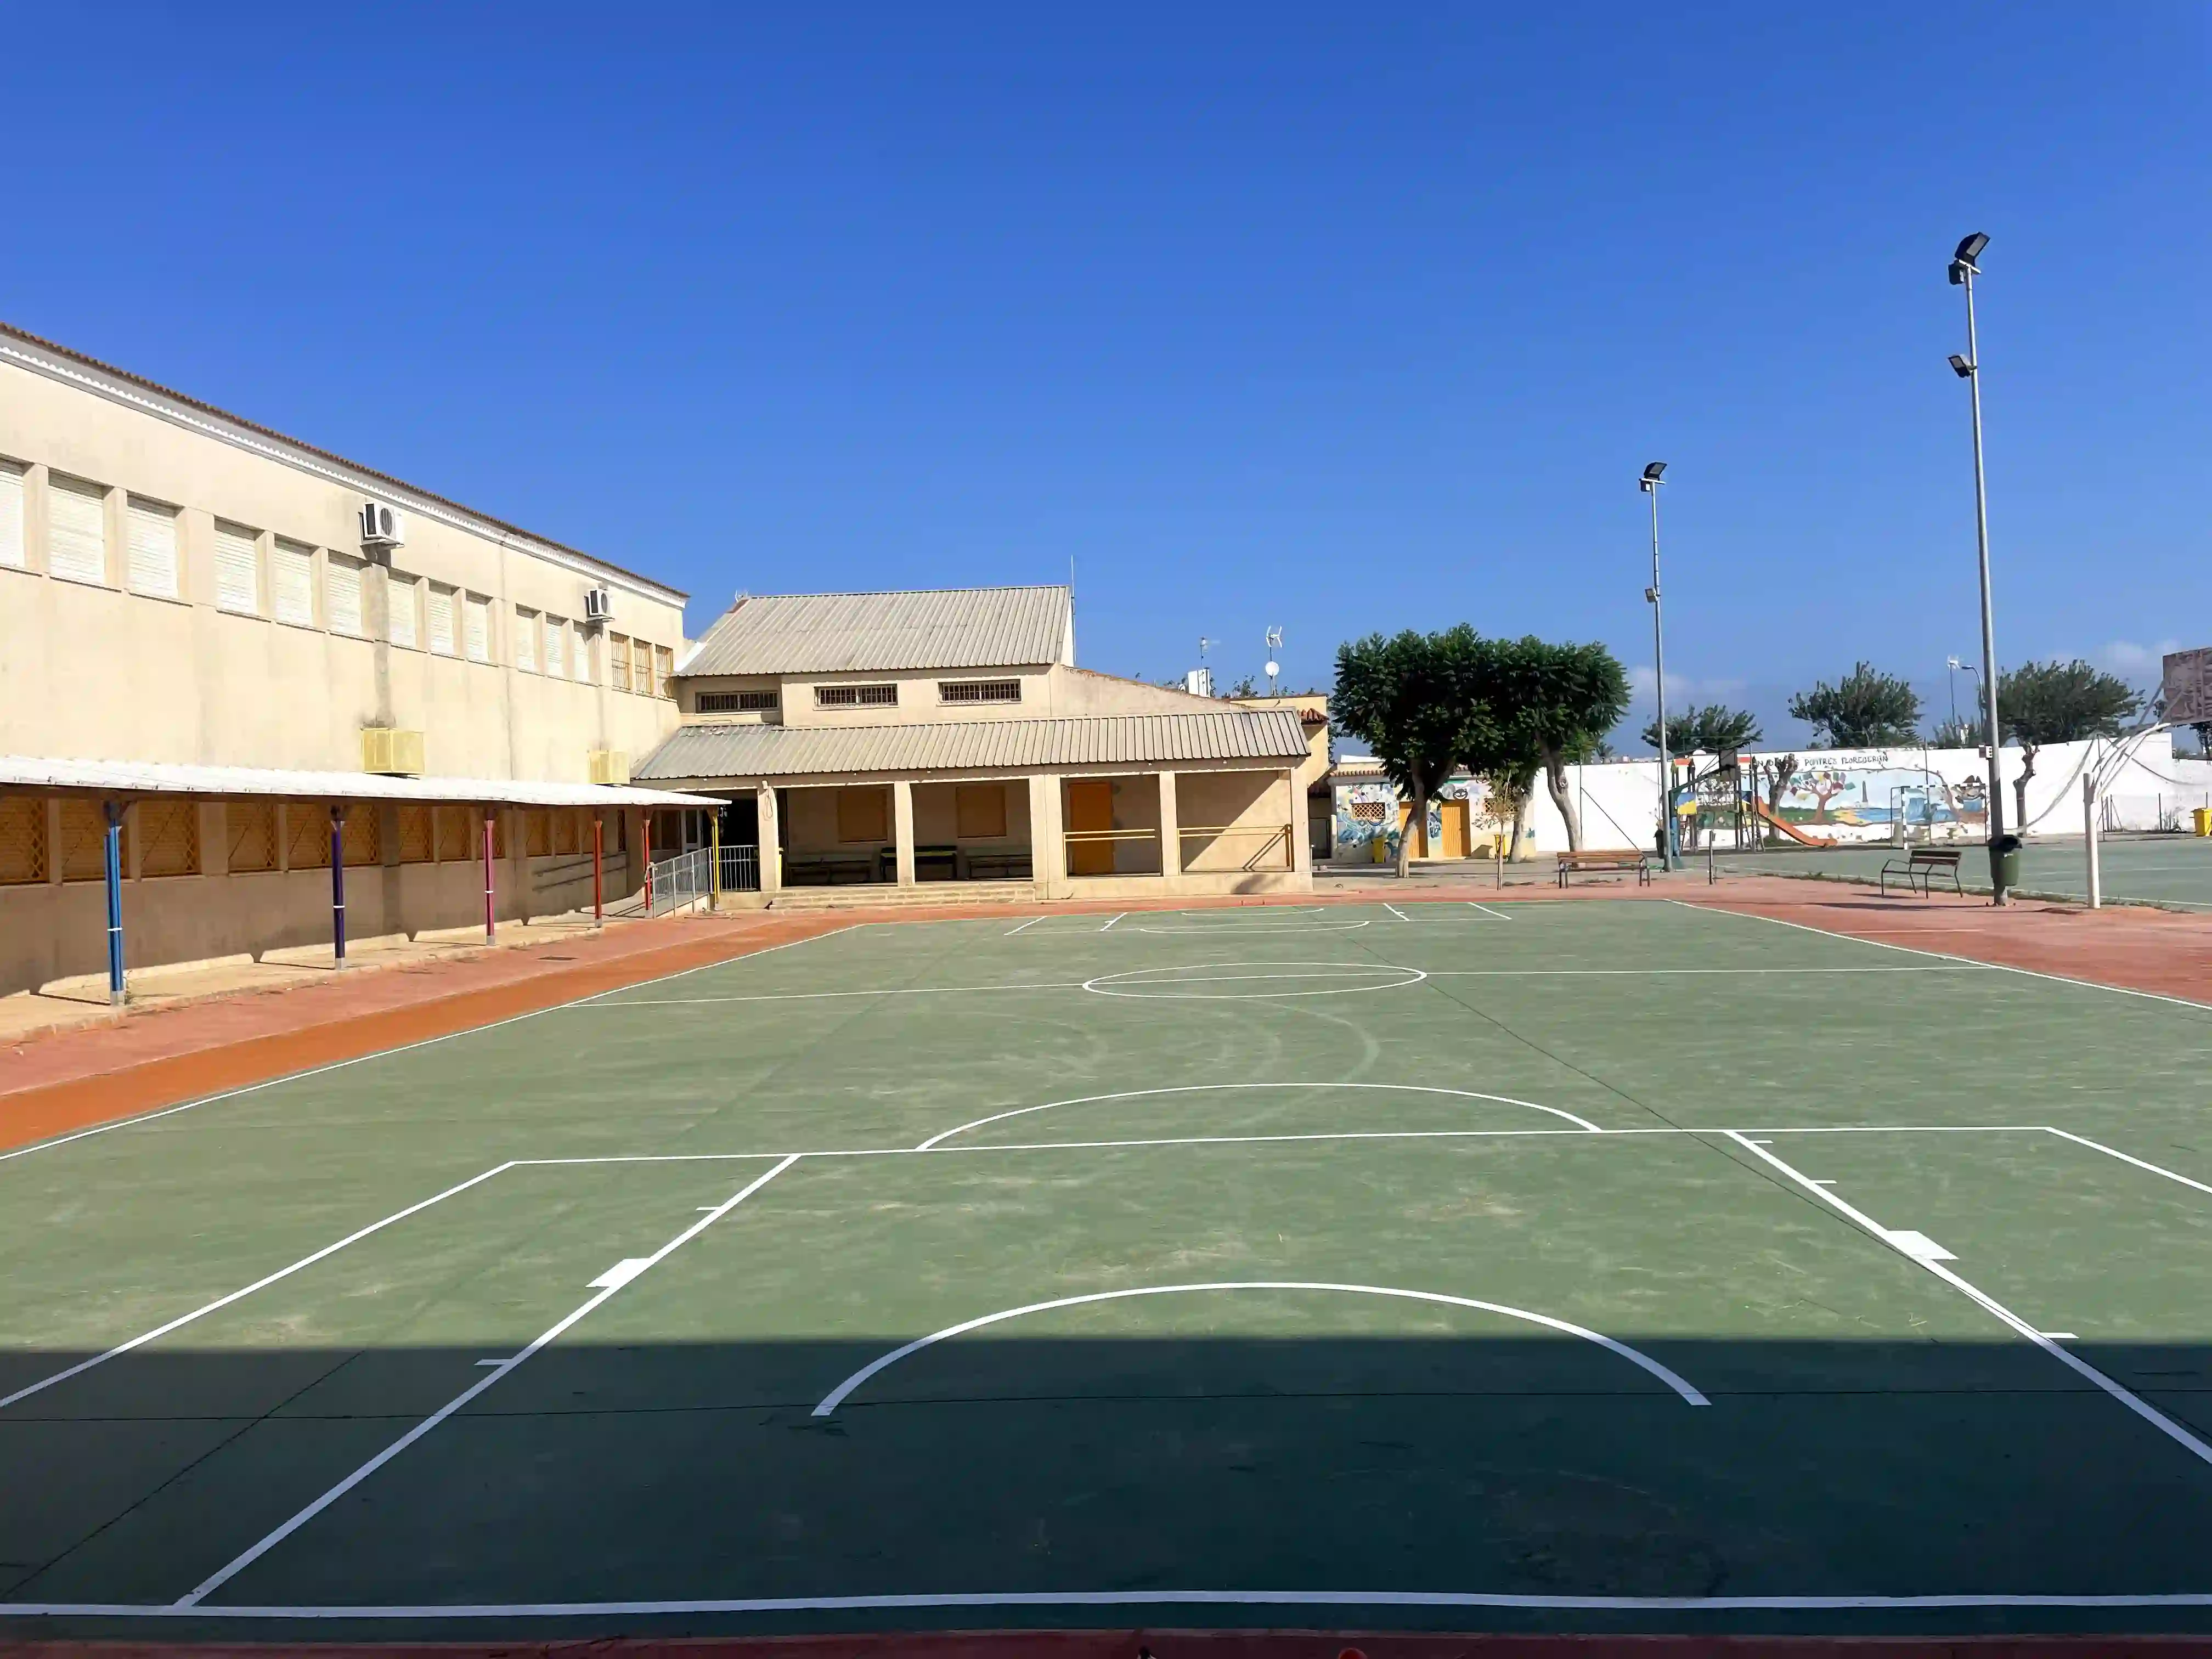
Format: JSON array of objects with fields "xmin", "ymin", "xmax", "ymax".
[
  {"xmin": 718, "ymin": 843, "xmax": 761, "ymax": 893},
  {"xmin": 1178, "ymin": 822, "xmax": 1295, "ymax": 872},
  {"xmin": 645, "ymin": 848, "xmax": 710, "ymax": 917},
  {"xmin": 1063, "ymin": 827, "xmax": 1162, "ymax": 876}
]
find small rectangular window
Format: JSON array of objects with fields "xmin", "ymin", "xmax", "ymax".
[
  {"xmin": 215, "ymin": 521, "xmax": 259, "ymax": 614},
  {"xmin": 59, "ymin": 800, "xmax": 127, "ymax": 882},
  {"xmin": 285, "ymin": 805, "xmax": 331, "ymax": 870},
  {"xmin": 436, "ymin": 805, "xmax": 473, "ymax": 862},
  {"xmin": 465, "ymin": 593, "xmax": 491, "ymax": 662},
  {"xmin": 816, "ymin": 682, "xmax": 898, "ymax": 708},
  {"xmin": 939, "ymin": 679, "xmax": 1021, "ymax": 704},
  {"xmin": 273, "ymin": 538, "xmax": 316, "ymax": 626},
  {"xmin": 837, "ymin": 788, "xmax": 889, "ymax": 843},
  {"xmin": 515, "ymin": 606, "xmax": 538, "ymax": 670},
  {"xmin": 48, "ymin": 475, "xmax": 108, "ymax": 586},
  {"xmin": 126, "ymin": 497, "xmax": 180, "ymax": 599},
  {"xmin": 608, "ymin": 632, "xmax": 630, "ymax": 692},
  {"xmin": 387, "ymin": 572, "xmax": 419, "ymax": 647},
  {"xmin": 226, "ymin": 802, "xmax": 279, "ymax": 873},
  {"xmin": 696, "ymin": 689, "xmax": 780, "ymax": 714},
  {"xmin": 543, "ymin": 616, "xmax": 566, "ymax": 679},
  {"xmin": 396, "ymin": 804, "xmax": 435, "ymax": 864},
  {"xmin": 427, "ymin": 584, "xmax": 456, "ymax": 654},
  {"xmin": 326, "ymin": 553, "xmax": 365, "ymax": 636},
  {"xmin": 655, "ymin": 644, "xmax": 675, "ymax": 698},
  {"xmin": 0, "ymin": 460, "xmax": 24, "ymax": 571},
  {"xmin": 138, "ymin": 799, "xmax": 201, "ymax": 877},
  {"xmin": 0, "ymin": 797, "xmax": 47, "ymax": 884}
]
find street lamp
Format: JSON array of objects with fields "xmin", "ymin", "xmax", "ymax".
[
  {"xmin": 1640, "ymin": 461, "xmax": 1675, "ymax": 869},
  {"xmin": 1948, "ymin": 230, "xmax": 2008, "ymax": 902}
]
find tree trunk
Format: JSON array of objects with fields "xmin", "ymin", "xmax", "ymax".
[
  {"xmin": 1396, "ymin": 778, "xmax": 1427, "ymax": 878},
  {"xmin": 1542, "ymin": 743, "xmax": 1582, "ymax": 851},
  {"xmin": 2013, "ymin": 746, "xmax": 2037, "ymax": 829},
  {"xmin": 1507, "ymin": 788, "xmax": 1531, "ymax": 862}
]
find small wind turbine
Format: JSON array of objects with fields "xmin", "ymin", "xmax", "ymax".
[{"xmin": 1265, "ymin": 627, "xmax": 1283, "ymax": 694}]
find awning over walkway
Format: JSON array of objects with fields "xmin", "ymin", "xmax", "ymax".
[
  {"xmin": 635, "ymin": 709, "xmax": 1310, "ymax": 783},
  {"xmin": 0, "ymin": 755, "xmax": 719, "ymax": 809}
]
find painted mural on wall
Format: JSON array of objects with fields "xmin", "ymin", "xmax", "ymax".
[
  {"xmin": 1742, "ymin": 750, "xmax": 1987, "ymax": 847},
  {"xmin": 1331, "ymin": 775, "xmax": 1482, "ymax": 860}
]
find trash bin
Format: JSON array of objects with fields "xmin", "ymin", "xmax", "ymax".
[
  {"xmin": 1989, "ymin": 833, "xmax": 2022, "ymax": 893},
  {"xmin": 2194, "ymin": 808, "xmax": 2212, "ymax": 839}
]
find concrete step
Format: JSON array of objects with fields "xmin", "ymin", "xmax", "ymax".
[{"xmin": 763, "ymin": 880, "xmax": 1041, "ymax": 912}]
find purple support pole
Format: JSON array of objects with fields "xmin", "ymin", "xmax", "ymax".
[{"xmin": 330, "ymin": 806, "xmax": 347, "ymax": 964}]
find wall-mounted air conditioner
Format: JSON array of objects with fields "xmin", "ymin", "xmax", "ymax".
[
  {"xmin": 362, "ymin": 727, "xmax": 426, "ymax": 776},
  {"xmin": 589, "ymin": 750, "xmax": 631, "ymax": 786},
  {"xmin": 584, "ymin": 586, "xmax": 614, "ymax": 623},
  {"xmin": 360, "ymin": 501, "xmax": 407, "ymax": 550}
]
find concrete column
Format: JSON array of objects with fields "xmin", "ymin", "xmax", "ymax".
[
  {"xmin": 757, "ymin": 783, "xmax": 782, "ymax": 895},
  {"xmin": 1029, "ymin": 773, "xmax": 1066, "ymax": 899},
  {"xmin": 1290, "ymin": 768, "xmax": 1313, "ymax": 884},
  {"xmin": 892, "ymin": 780, "xmax": 917, "ymax": 886},
  {"xmin": 1158, "ymin": 770, "xmax": 1182, "ymax": 878}
]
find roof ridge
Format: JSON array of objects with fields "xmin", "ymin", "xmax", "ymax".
[{"xmin": 720, "ymin": 584, "xmax": 1070, "ymax": 603}]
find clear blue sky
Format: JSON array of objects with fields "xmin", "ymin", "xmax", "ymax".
[{"xmin": 9, "ymin": 4, "xmax": 2205, "ymax": 748}]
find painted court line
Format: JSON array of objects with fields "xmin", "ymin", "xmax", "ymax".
[
  {"xmin": 1100, "ymin": 912, "xmax": 1125, "ymax": 932},
  {"xmin": 1001, "ymin": 917, "xmax": 1045, "ymax": 935},
  {"xmin": 1424, "ymin": 964, "xmax": 1985, "ymax": 978},
  {"xmin": 0, "ymin": 925, "xmax": 860, "ymax": 1167},
  {"xmin": 1384, "ymin": 902, "xmax": 1412, "ymax": 921},
  {"xmin": 2042, "ymin": 1127, "xmax": 2212, "ymax": 1199},
  {"xmin": 812, "ymin": 1280, "xmax": 1708, "ymax": 1416},
  {"xmin": 1466, "ymin": 901, "xmax": 1511, "ymax": 921},
  {"xmin": 587, "ymin": 980, "xmax": 1087, "ymax": 1007},
  {"xmin": 176, "ymin": 1154, "xmax": 802, "ymax": 1608},
  {"xmin": 1724, "ymin": 1130, "xmax": 2212, "ymax": 1471},
  {"xmin": 0, "ymin": 1161, "xmax": 517, "ymax": 1412}
]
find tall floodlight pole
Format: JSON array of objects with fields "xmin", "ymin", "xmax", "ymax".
[
  {"xmin": 1640, "ymin": 461, "xmax": 1674, "ymax": 869},
  {"xmin": 1948, "ymin": 232, "xmax": 2007, "ymax": 902}
]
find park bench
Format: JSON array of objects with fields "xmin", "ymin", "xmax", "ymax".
[
  {"xmin": 1880, "ymin": 845, "xmax": 1965, "ymax": 897},
  {"xmin": 785, "ymin": 850, "xmax": 887, "ymax": 886},
  {"xmin": 1556, "ymin": 849, "xmax": 1652, "ymax": 888},
  {"xmin": 964, "ymin": 850, "xmax": 1034, "ymax": 882}
]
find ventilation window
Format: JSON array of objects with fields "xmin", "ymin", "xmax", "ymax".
[
  {"xmin": 939, "ymin": 679, "xmax": 1020, "ymax": 705},
  {"xmin": 697, "ymin": 689, "xmax": 780, "ymax": 714},
  {"xmin": 816, "ymin": 683, "xmax": 898, "ymax": 708}
]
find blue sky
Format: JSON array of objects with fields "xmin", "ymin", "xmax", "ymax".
[{"xmin": 7, "ymin": 4, "xmax": 2205, "ymax": 748}]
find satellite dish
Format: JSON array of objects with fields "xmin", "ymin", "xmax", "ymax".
[{"xmin": 1265, "ymin": 661, "xmax": 1280, "ymax": 680}]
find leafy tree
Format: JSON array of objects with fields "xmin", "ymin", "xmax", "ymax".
[
  {"xmin": 1333, "ymin": 629, "xmax": 1470, "ymax": 877},
  {"xmin": 1761, "ymin": 754, "xmax": 1798, "ymax": 842},
  {"xmin": 1640, "ymin": 704, "xmax": 1761, "ymax": 758},
  {"xmin": 1997, "ymin": 659, "xmax": 2143, "ymax": 826},
  {"xmin": 1485, "ymin": 637, "xmax": 1630, "ymax": 851},
  {"xmin": 1930, "ymin": 716, "xmax": 1982, "ymax": 750},
  {"xmin": 1788, "ymin": 663, "xmax": 1922, "ymax": 747},
  {"xmin": 1224, "ymin": 674, "xmax": 1258, "ymax": 699}
]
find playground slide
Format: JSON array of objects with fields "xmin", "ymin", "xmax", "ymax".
[{"xmin": 1750, "ymin": 797, "xmax": 1839, "ymax": 848}]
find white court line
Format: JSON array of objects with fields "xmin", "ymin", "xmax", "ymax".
[
  {"xmin": 1100, "ymin": 912, "xmax": 1125, "ymax": 932},
  {"xmin": 0, "ymin": 925, "xmax": 860, "ymax": 1167},
  {"xmin": 1724, "ymin": 1130, "xmax": 2212, "ymax": 1470},
  {"xmin": 177, "ymin": 1154, "xmax": 803, "ymax": 1609},
  {"xmin": 812, "ymin": 1280, "xmax": 1708, "ymax": 1416},
  {"xmin": 1680, "ymin": 900, "xmax": 2212, "ymax": 1014},
  {"xmin": 1466, "ymin": 901, "xmax": 1511, "ymax": 921},
  {"xmin": 584, "ymin": 980, "xmax": 1087, "ymax": 1008},
  {"xmin": 0, "ymin": 1163, "xmax": 517, "ymax": 1412},
  {"xmin": 2044, "ymin": 1128, "xmax": 2212, "ymax": 1199},
  {"xmin": 1383, "ymin": 902, "xmax": 1412, "ymax": 921},
  {"xmin": 915, "ymin": 1081, "xmax": 1604, "ymax": 1150},
  {"xmin": 1425, "ymin": 965, "xmax": 1985, "ymax": 978},
  {"xmin": 18, "ymin": 1588, "xmax": 2212, "ymax": 1617},
  {"xmin": 1002, "ymin": 917, "xmax": 1045, "ymax": 935}
]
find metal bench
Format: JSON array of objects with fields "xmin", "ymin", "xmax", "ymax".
[
  {"xmin": 785, "ymin": 851, "xmax": 886, "ymax": 887},
  {"xmin": 1880, "ymin": 846, "xmax": 1965, "ymax": 897},
  {"xmin": 1556, "ymin": 849, "xmax": 1652, "ymax": 888},
  {"xmin": 964, "ymin": 850, "xmax": 1034, "ymax": 882}
]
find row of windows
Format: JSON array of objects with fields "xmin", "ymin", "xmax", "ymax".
[
  {"xmin": 692, "ymin": 680, "xmax": 1023, "ymax": 715},
  {"xmin": 0, "ymin": 798, "xmax": 630, "ymax": 886},
  {"xmin": 0, "ymin": 456, "xmax": 673, "ymax": 696}
]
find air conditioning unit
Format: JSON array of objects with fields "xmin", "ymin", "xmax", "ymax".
[
  {"xmin": 589, "ymin": 749, "xmax": 631, "ymax": 786},
  {"xmin": 362, "ymin": 727, "xmax": 426, "ymax": 776},
  {"xmin": 584, "ymin": 586, "xmax": 614, "ymax": 623},
  {"xmin": 360, "ymin": 501, "xmax": 407, "ymax": 549}
]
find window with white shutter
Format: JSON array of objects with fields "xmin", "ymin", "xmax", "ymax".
[
  {"xmin": 515, "ymin": 607, "xmax": 537, "ymax": 670},
  {"xmin": 326, "ymin": 553, "xmax": 365, "ymax": 636},
  {"xmin": 126, "ymin": 497, "xmax": 180, "ymax": 599},
  {"xmin": 0, "ymin": 461, "xmax": 25, "ymax": 571},
  {"xmin": 543, "ymin": 616, "xmax": 566, "ymax": 679},
  {"xmin": 427, "ymin": 584, "xmax": 456, "ymax": 654},
  {"xmin": 214, "ymin": 521, "xmax": 259, "ymax": 614},
  {"xmin": 464, "ymin": 593, "xmax": 490, "ymax": 662},
  {"xmin": 272, "ymin": 538, "xmax": 315, "ymax": 625},
  {"xmin": 387, "ymin": 572, "xmax": 417, "ymax": 647},
  {"xmin": 575, "ymin": 630, "xmax": 594, "ymax": 683},
  {"xmin": 48, "ymin": 476, "xmax": 108, "ymax": 585}
]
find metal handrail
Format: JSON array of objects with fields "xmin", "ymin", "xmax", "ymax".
[
  {"xmin": 1178, "ymin": 822, "xmax": 1294, "ymax": 872},
  {"xmin": 1062, "ymin": 828, "xmax": 1161, "ymax": 842}
]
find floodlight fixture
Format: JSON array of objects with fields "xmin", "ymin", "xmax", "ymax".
[
  {"xmin": 1639, "ymin": 461, "xmax": 1666, "ymax": 493},
  {"xmin": 1948, "ymin": 230, "xmax": 1989, "ymax": 285},
  {"xmin": 1949, "ymin": 353, "xmax": 1974, "ymax": 378}
]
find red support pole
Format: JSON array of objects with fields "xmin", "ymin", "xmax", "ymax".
[
  {"xmin": 592, "ymin": 816, "xmax": 605, "ymax": 926},
  {"xmin": 482, "ymin": 810, "xmax": 496, "ymax": 941}
]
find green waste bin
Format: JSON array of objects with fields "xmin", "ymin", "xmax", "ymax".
[{"xmin": 1989, "ymin": 833, "xmax": 2022, "ymax": 893}]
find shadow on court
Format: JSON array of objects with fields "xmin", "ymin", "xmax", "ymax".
[{"xmin": 5, "ymin": 1333, "xmax": 2212, "ymax": 1634}]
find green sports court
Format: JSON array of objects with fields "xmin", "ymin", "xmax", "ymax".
[
  {"xmin": 1712, "ymin": 832, "xmax": 2212, "ymax": 911},
  {"xmin": 5, "ymin": 898, "xmax": 2212, "ymax": 1639}
]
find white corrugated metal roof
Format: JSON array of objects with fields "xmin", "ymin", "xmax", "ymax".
[
  {"xmin": 0, "ymin": 755, "xmax": 719, "ymax": 809},
  {"xmin": 635, "ymin": 710, "xmax": 1310, "ymax": 782},
  {"xmin": 682, "ymin": 586, "xmax": 1073, "ymax": 676}
]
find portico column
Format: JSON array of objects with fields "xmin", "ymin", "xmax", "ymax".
[
  {"xmin": 757, "ymin": 783, "xmax": 782, "ymax": 895},
  {"xmin": 1158, "ymin": 770, "xmax": 1182, "ymax": 878},
  {"xmin": 892, "ymin": 780, "xmax": 917, "ymax": 886},
  {"xmin": 1289, "ymin": 768, "xmax": 1312, "ymax": 883},
  {"xmin": 1029, "ymin": 773, "xmax": 1066, "ymax": 898}
]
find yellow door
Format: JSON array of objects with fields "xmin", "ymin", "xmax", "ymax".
[
  {"xmin": 1067, "ymin": 780, "xmax": 1115, "ymax": 876},
  {"xmin": 1396, "ymin": 802, "xmax": 1429, "ymax": 859},
  {"xmin": 1439, "ymin": 799, "xmax": 1470, "ymax": 860}
]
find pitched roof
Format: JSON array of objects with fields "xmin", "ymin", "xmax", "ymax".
[
  {"xmin": 635, "ymin": 709, "xmax": 1309, "ymax": 781},
  {"xmin": 0, "ymin": 753, "xmax": 715, "ymax": 808},
  {"xmin": 682, "ymin": 586, "xmax": 1072, "ymax": 676},
  {"xmin": 0, "ymin": 320, "xmax": 685, "ymax": 602}
]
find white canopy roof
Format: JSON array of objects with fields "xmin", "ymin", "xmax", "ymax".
[{"xmin": 0, "ymin": 755, "xmax": 719, "ymax": 809}]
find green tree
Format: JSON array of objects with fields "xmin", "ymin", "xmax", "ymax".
[
  {"xmin": 1333, "ymin": 629, "xmax": 1470, "ymax": 878},
  {"xmin": 1997, "ymin": 659, "xmax": 2142, "ymax": 826},
  {"xmin": 1930, "ymin": 716, "xmax": 1981, "ymax": 749},
  {"xmin": 1788, "ymin": 663, "xmax": 1922, "ymax": 747},
  {"xmin": 1486, "ymin": 637, "xmax": 1631, "ymax": 851},
  {"xmin": 1640, "ymin": 704, "xmax": 1761, "ymax": 758}
]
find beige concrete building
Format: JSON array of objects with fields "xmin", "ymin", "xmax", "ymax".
[
  {"xmin": 0, "ymin": 323, "xmax": 708, "ymax": 998},
  {"xmin": 640, "ymin": 586, "xmax": 1315, "ymax": 901}
]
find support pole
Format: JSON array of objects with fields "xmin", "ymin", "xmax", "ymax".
[
  {"xmin": 103, "ymin": 800, "xmax": 126, "ymax": 1006},
  {"xmin": 592, "ymin": 816, "xmax": 605, "ymax": 926},
  {"xmin": 2084, "ymin": 773, "xmax": 2102, "ymax": 910},
  {"xmin": 643, "ymin": 812, "xmax": 654, "ymax": 913},
  {"xmin": 709, "ymin": 807, "xmax": 722, "ymax": 911},
  {"xmin": 330, "ymin": 805, "xmax": 348, "ymax": 965},
  {"xmin": 482, "ymin": 810, "xmax": 496, "ymax": 942}
]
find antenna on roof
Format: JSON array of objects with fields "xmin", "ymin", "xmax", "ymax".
[{"xmin": 1265, "ymin": 626, "xmax": 1283, "ymax": 694}]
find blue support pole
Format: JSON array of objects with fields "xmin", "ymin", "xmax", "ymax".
[
  {"xmin": 103, "ymin": 800, "xmax": 126, "ymax": 1005},
  {"xmin": 330, "ymin": 806, "xmax": 347, "ymax": 965}
]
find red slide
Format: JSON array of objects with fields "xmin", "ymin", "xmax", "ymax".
[{"xmin": 1751, "ymin": 797, "xmax": 1839, "ymax": 848}]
